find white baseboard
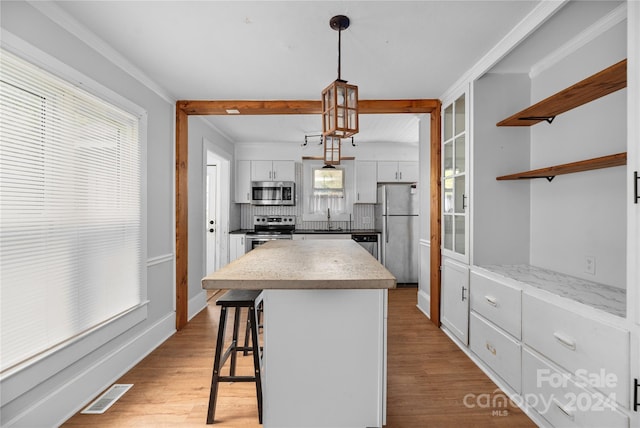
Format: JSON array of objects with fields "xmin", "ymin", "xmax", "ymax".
[
  {"xmin": 6, "ymin": 313, "xmax": 176, "ymax": 428},
  {"xmin": 189, "ymin": 290, "xmax": 208, "ymax": 321},
  {"xmin": 416, "ymin": 289, "xmax": 430, "ymax": 318}
]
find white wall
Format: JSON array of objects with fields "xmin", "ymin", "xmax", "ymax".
[
  {"xmin": 417, "ymin": 115, "xmax": 431, "ymax": 316},
  {"xmin": 530, "ymin": 21, "xmax": 627, "ymax": 288},
  {"xmin": 187, "ymin": 117, "xmax": 235, "ymax": 318},
  {"xmin": 472, "ymin": 72, "xmax": 531, "ymax": 266},
  {"xmin": 0, "ymin": 3, "xmax": 176, "ymax": 426}
]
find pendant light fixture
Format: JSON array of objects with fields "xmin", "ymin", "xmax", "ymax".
[{"xmin": 321, "ymin": 15, "xmax": 358, "ymax": 165}]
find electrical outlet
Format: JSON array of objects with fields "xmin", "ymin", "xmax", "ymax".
[
  {"xmin": 362, "ymin": 216, "xmax": 371, "ymax": 224},
  {"xmin": 585, "ymin": 256, "xmax": 596, "ymax": 275}
]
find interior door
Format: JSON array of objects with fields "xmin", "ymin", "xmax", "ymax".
[{"xmin": 206, "ymin": 165, "xmax": 217, "ymax": 275}]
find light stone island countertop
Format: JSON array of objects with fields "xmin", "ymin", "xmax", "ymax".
[{"xmin": 202, "ymin": 239, "xmax": 396, "ymax": 290}]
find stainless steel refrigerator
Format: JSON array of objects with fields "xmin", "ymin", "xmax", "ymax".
[{"xmin": 375, "ymin": 184, "xmax": 419, "ymax": 284}]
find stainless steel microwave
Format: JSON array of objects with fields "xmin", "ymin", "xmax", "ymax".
[{"xmin": 251, "ymin": 181, "xmax": 295, "ymax": 205}]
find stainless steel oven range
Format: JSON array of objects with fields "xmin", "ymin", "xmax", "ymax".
[{"xmin": 245, "ymin": 215, "xmax": 295, "ymax": 252}]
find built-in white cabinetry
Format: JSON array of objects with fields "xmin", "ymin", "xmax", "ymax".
[
  {"xmin": 469, "ymin": 270, "xmax": 522, "ymax": 393},
  {"xmin": 470, "ymin": 271, "xmax": 521, "ymax": 339},
  {"xmin": 436, "ymin": 4, "xmax": 639, "ymax": 427},
  {"xmin": 229, "ymin": 234, "xmax": 246, "ymax": 262},
  {"xmin": 377, "ymin": 161, "xmax": 418, "ymax": 183},
  {"xmin": 354, "ymin": 161, "xmax": 377, "ymax": 203},
  {"xmin": 251, "ymin": 160, "xmax": 295, "ymax": 181},
  {"xmin": 522, "ymin": 293, "xmax": 629, "ymax": 406},
  {"xmin": 441, "ymin": 90, "xmax": 469, "ymax": 263},
  {"xmin": 235, "ymin": 160, "xmax": 251, "ymax": 203},
  {"xmin": 440, "ymin": 258, "xmax": 469, "ymax": 345},
  {"xmin": 469, "ymin": 312, "xmax": 521, "ymax": 393},
  {"xmin": 523, "ymin": 349, "xmax": 629, "ymax": 428}
]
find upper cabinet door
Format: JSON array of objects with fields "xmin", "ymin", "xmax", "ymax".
[
  {"xmin": 442, "ymin": 90, "xmax": 469, "ymax": 262},
  {"xmin": 251, "ymin": 160, "xmax": 295, "ymax": 181},
  {"xmin": 272, "ymin": 161, "xmax": 295, "ymax": 181},
  {"xmin": 397, "ymin": 161, "xmax": 419, "ymax": 183},
  {"xmin": 377, "ymin": 161, "xmax": 399, "ymax": 182},
  {"xmin": 251, "ymin": 160, "xmax": 274, "ymax": 181},
  {"xmin": 355, "ymin": 161, "xmax": 377, "ymax": 203},
  {"xmin": 377, "ymin": 161, "xmax": 418, "ymax": 183},
  {"xmin": 235, "ymin": 160, "xmax": 251, "ymax": 203}
]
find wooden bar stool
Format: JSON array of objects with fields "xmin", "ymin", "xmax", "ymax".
[{"xmin": 207, "ymin": 289, "xmax": 263, "ymax": 424}]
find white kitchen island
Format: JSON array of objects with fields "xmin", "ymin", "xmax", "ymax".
[{"xmin": 202, "ymin": 239, "xmax": 396, "ymax": 428}]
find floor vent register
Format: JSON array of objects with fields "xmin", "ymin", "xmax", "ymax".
[{"xmin": 81, "ymin": 384, "xmax": 133, "ymax": 414}]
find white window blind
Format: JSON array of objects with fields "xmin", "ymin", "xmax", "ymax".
[{"xmin": 0, "ymin": 49, "xmax": 143, "ymax": 373}]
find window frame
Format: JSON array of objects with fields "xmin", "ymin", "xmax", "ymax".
[{"xmin": 0, "ymin": 32, "xmax": 148, "ymax": 379}]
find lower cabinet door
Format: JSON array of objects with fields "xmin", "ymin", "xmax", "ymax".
[
  {"xmin": 470, "ymin": 312, "xmax": 521, "ymax": 393},
  {"xmin": 522, "ymin": 349, "xmax": 629, "ymax": 428},
  {"xmin": 441, "ymin": 259, "xmax": 470, "ymax": 344}
]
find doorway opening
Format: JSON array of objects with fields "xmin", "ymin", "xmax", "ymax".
[{"xmin": 204, "ymin": 141, "xmax": 231, "ymax": 301}]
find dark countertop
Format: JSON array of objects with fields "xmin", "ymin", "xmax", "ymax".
[
  {"xmin": 230, "ymin": 229, "xmax": 380, "ymax": 235},
  {"xmin": 293, "ymin": 229, "xmax": 380, "ymax": 235},
  {"xmin": 230, "ymin": 229, "xmax": 253, "ymax": 234}
]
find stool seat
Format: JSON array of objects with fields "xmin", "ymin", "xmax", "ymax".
[
  {"xmin": 216, "ymin": 289, "xmax": 262, "ymax": 307},
  {"xmin": 207, "ymin": 289, "xmax": 263, "ymax": 424}
]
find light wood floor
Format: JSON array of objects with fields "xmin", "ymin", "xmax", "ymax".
[{"xmin": 63, "ymin": 288, "xmax": 535, "ymax": 427}]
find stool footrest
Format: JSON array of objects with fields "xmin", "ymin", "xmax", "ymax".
[{"xmin": 218, "ymin": 375, "xmax": 259, "ymax": 383}]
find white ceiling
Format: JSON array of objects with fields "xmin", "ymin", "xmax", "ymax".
[{"xmin": 52, "ymin": 0, "xmax": 550, "ymax": 145}]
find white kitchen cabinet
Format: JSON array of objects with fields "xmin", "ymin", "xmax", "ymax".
[
  {"xmin": 262, "ymin": 289, "xmax": 387, "ymax": 427},
  {"xmin": 229, "ymin": 234, "xmax": 246, "ymax": 262},
  {"xmin": 354, "ymin": 161, "xmax": 377, "ymax": 203},
  {"xmin": 377, "ymin": 161, "xmax": 418, "ymax": 183},
  {"xmin": 440, "ymin": 258, "xmax": 469, "ymax": 345},
  {"xmin": 522, "ymin": 293, "xmax": 629, "ymax": 406},
  {"xmin": 469, "ymin": 312, "xmax": 521, "ymax": 393},
  {"xmin": 441, "ymin": 90, "xmax": 469, "ymax": 263},
  {"xmin": 234, "ymin": 160, "xmax": 251, "ymax": 203},
  {"xmin": 470, "ymin": 270, "xmax": 521, "ymax": 339},
  {"xmin": 251, "ymin": 160, "xmax": 295, "ymax": 182},
  {"xmin": 523, "ymin": 349, "xmax": 629, "ymax": 428}
]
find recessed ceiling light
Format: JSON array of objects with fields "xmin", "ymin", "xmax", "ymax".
[{"xmin": 226, "ymin": 109, "xmax": 240, "ymax": 114}]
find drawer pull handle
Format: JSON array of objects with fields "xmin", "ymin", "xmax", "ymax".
[
  {"xmin": 553, "ymin": 331, "xmax": 576, "ymax": 350},
  {"xmin": 486, "ymin": 342, "xmax": 497, "ymax": 356},
  {"xmin": 552, "ymin": 398, "xmax": 575, "ymax": 421},
  {"xmin": 484, "ymin": 295, "xmax": 498, "ymax": 306}
]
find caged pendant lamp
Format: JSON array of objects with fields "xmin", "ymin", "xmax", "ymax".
[{"xmin": 321, "ymin": 15, "xmax": 359, "ymax": 144}]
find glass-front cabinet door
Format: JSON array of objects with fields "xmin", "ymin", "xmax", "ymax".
[{"xmin": 442, "ymin": 91, "xmax": 469, "ymax": 262}]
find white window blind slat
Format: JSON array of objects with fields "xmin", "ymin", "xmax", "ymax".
[{"xmin": 0, "ymin": 48, "xmax": 143, "ymax": 373}]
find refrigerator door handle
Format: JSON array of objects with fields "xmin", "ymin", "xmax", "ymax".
[{"xmin": 384, "ymin": 188, "xmax": 390, "ymax": 243}]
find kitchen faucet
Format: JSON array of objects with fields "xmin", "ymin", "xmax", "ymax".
[{"xmin": 327, "ymin": 208, "xmax": 331, "ymax": 230}]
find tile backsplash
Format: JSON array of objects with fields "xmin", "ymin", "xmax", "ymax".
[
  {"xmin": 239, "ymin": 203, "xmax": 376, "ymax": 231},
  {"xmin": 239, "ymin": 161, "xmax": 376, "ymax": 231}
]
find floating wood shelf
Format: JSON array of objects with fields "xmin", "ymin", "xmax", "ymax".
[
  {"xmin": 496, "ymin": 152, "xmax": 627, "ymax": 182},
  {"xmin": 497, "ymin": 59, "xmax": 627, "ymax": 127}
]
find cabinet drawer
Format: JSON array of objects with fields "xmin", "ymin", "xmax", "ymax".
[
  {"xmin": 522, "ymin": 294, "xmax": 629, "ymax": 406},
  {"xmin": 470, "ymin": 271, "xmax": 521, "ymax": 339},
  {"xmin": 523, "ymin": 349, "xmax": 628, "ymax": 428},
  {"xmin": 470, "ymin": 312, "xmax": 521, "ymax": 393}
]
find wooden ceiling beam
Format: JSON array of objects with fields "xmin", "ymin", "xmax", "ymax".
[{"xmin": 176, "ymin": 98, "xmax": 439, "ymax": 115}]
